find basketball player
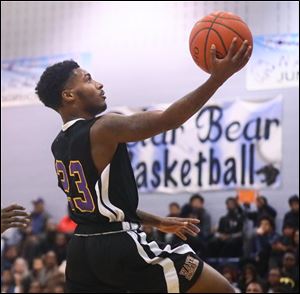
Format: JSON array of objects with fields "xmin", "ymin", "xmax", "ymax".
[
  {"xmin": 36, "ymin": 38, "xmax": 251, "ymax": 293},
  {"xmin": 1, "ymin": 204, "xmax": 30, "ymax": 234}
]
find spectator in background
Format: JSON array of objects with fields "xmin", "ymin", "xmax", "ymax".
[
  {"xmin": 2, "ymin": 245, "xmax": 19, "ymax": 271},
  {"xmin": 251, "ymin": 216, "xmax": 279, "ymax": 276},
  {"xmin": 181, "ymin": 194, "xmax": 211, "ymax": 239},
  {"xmin": 20, "ymin": 223, "xmax": 42, "ymax": 268},
  {"xmin": 221, "ymin": 264, "xmax": 241, "ymax": 292},
  {"xmin": 267, "ymin": 267, "xmax": 282, "ymax": 293},
  {"xmin": 1, "ymin": 269, "xmax": 15, "ymax": 293},
  {"xmin": 271, "ymin": 222, "xmax": 296, "ymax": 267},
  {"xmin": 39, "ymin": 219, "xmax": 58, "ymax": 254},
  {"xmin": 208, "ymin": 197, "xmax": 243, "ymax": 257},
  {"xmin": 245, "ymin": 196, "xmax": 277, "ymax": 227},
  {"xmin": 181, "ymin": 194, "xmax": 212, "ymax": 256},
  {"xmin": 294, "ymin": 229, "xmax": 299, "ymax": 260},
  {"xmin": 12, "ymin": 257, "xmax": 31, "ymax": 293},
  {"xmin": 53, "ymin": 233, "xmax": 68, "ymax": 266},
  {"xmin": 283, "ymin": 195, "xmax": 299, "ymax": 230},
  {"xmin": 246, "ymin": 281, "xmax": 265, "ymax": 293},
  {"xmin": 39, "ymin": 251, "xmax": 59, "ymax": 288},
  {"xmin": 238, "ymin": 263, "xmax": 260, "ymax": 293},
  {"xmin": 157, "ymin": 202, "xmax": 182, "ymax": 243},
  {"xmin": 30, "ymin": 257, "xmax": 45, "ymax": 286},
  {"xmin": 30, "ymin": 198, "xmax": 50, "ymax": 236},
  {"xmin": 57, "ymin": 213, "xmax": 77, "ymax": 235},
  {"xmin": 45, "ymin": 271, "xmax": 66, "ymax": 293},
  {"xmin": 28, "ymin": 280, "xmax": 43, "ymax": 293},
  {"xmin": 53, "ymin": 282, "xmax": 65, "ymax": 293},
  {"xmin": 280, "ymin": 251, "xmax": 299, "ymax": 292},
  {"xmin": 167, "ymin": 202, "xmax": 181, "ymax": 218}
]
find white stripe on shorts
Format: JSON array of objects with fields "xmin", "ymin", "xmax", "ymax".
[
  {"xmin": 127, "ymin": 230, "xmax": 180, "ymax": 293},
  {"xmin": 137, "ymin": 231, "xmax": 195, "ymax": 256}
]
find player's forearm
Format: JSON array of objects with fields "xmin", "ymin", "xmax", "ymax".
[
  {"xmin": 136, "ymin": 209, "xmax": 163, "ymax": 227},
  {"xmin": 161, "ymin": 76, "xmax": 224, "ymax": 130}
]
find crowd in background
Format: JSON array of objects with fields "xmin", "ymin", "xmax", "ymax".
[
  {"xmin": 143, "ymin": 194, "xmax": 299, "ymax": 293},
  {"xmin": 1, "ymin": 194, "xmax": 299, "ymax": 293}
]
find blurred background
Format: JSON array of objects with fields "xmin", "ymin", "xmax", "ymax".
[{"xmin": 1, "ymin": 1, "xmax": 299, "ymax": 293}]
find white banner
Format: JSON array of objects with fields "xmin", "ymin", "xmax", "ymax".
[
  {"xmin": 246, "ymin": 34, "xmax": 299, "ymax": 90},
  {"xmin": 117, "ymin": 97, "xmax": 283, "ymax": 193},
  {"xmin": 1, "ymin": 53, "xmax": 91, "ymax": 107}
]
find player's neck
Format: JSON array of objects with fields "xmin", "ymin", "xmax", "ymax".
[{"xmin": 60, "ymin": 110, "xmax": 95, "ymax": 124}]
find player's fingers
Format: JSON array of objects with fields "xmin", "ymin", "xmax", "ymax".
[
  {"xmin": 169, "ymin": 218, "xmax": 190, "ymax": 226},
  {"xmin": 2, "ymin": 204, "xmax": 25, "ymax": 212},
  {"xmin": 183, "ymin": 218, "xmax": 200, "ymax": 224},
  {"xmin": 2, "ymin": 210, "xmax": 29, "ymax": 218},
  {"xmin": 2, "ymin": 217, "xmax": 30, "ymax": 224},
  {"xmin": 187, "ymin": 223, "xmax": 201, "ymax": 233},
  {"xmin": 240, "ymin": 46, "xmax": 252, "ymax": 67},
  {"xmin": 176, "ymin": 232, "xmax": 187, "ymax": 241},
  {"xmin": 232, "ymin": 40, "xmax": 248, "ymax": 62},
  {"xmin": 6, "ymin": 222, "xmax": 28, "ymax": 229},
  {"xmin": 227, "ymin": 37, "xmax": 238, "ymax": 58},
  {"xmin": 182, "ymin": 227, "xmax": 198, "ymax": 237},
  {"xmin": 210, "ymin": 44, "xmax": 217, "ymax": 64}
]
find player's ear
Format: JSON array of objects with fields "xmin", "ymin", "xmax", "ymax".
[{"xmin": 62, "ymin": 89, "xmax": 75, "ymax": 103}]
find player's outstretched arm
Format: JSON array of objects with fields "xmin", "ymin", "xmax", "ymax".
[{"xmin": 92, "ymin": 38, "xmax": 251, "ymax": 144}]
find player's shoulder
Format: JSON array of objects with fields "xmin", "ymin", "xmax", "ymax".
[
  {"xmin": 51, "ymin": 130, "xmax": 64, "ymax": 152},
  {"xmin": 91, "ymin": 112, "xmax": 125, "ymax": 134}
]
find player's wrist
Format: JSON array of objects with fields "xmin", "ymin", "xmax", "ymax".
[{"xmin": 208, "ymin": 74, "xmax": 226, "ymax": 87}]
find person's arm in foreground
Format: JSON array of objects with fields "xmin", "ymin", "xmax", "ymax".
[{"xmin": 1, "ymin": 204, "xmax": 30, "ymax": 234}]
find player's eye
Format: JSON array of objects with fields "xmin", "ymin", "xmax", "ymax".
[{"xmin": 85, "ymin": 74, "xmax": 92, "ymax": 82}]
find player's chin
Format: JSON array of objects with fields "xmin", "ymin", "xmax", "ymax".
[
  {"xmin": 87, "ymin": 102, "xmax": 106, "ymax": 116},
  {"xmin": 94, "ymin": 102, "xmax": 107, "ymax": 115}
]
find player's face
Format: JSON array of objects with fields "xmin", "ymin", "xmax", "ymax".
[{"xmin": 67, "ymin": 68, "xmax": 107, "ymax": 115}]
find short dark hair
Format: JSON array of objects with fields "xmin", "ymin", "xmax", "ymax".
[
  {"xmin": 35, "ymin": 60, "xmax": 79, "ymax": 110},
  {"xmin": 257, "ymin": 195, "xmax": 268, "ymax": 205},
  {"xmin": 259, "ymin": 215, "xmax": 275, "ymax": 230},
  {"xmin": 169, "ymin": 202, "xmax": 180, "ymax": 209},
  {"xmin": 190, "ymin": 194, "xmax": 204, "ymax": 203},
  {"xmin": 225, "ymin": 197, "xmax": 236, "ymax": 205},
  {"xmin": 283, "ymin": 222, "xmax": 296, "ymax": 230},
  {"xmin": 288, "ymin": 195, "xmax": 299, "ymax": 205}
]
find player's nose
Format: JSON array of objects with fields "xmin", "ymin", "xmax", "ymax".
[{"xmin": 95, "ymin": 82, "xmax": 103, "ymax": 90}]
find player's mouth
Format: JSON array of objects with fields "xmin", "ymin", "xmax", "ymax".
[{"xmin": 99, "ymin": 90, "xmax": 106, "ymax": 99}]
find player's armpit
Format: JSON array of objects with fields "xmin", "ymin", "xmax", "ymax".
[{"xmin": 91, "ymin": 111, "xmax": 171, "ymax": 143}]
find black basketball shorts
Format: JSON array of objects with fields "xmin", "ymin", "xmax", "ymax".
[{"xmin": 65, "ymin": 229, "xmax": 204, "ymax": 293}]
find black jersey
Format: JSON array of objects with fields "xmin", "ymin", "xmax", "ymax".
[{"xmin": 51, "ymin": 117, "xmax": 140, "ymax": 225}]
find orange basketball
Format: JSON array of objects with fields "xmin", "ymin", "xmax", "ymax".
[{"xmin": 189, "ymin": 11, "xmax": 253, "ymax": 73}]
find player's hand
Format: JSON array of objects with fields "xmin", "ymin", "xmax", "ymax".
[
  {"xmin": 156, "ymin": 217, "xmax": 200, "ymax": 241},
  {"xmin": 1, "ymin": 204, "xmax": 30, "ymax": 234},
  {"xmin": 210, "ymin": 37, "xmax": 252, "ymax": 83}
]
